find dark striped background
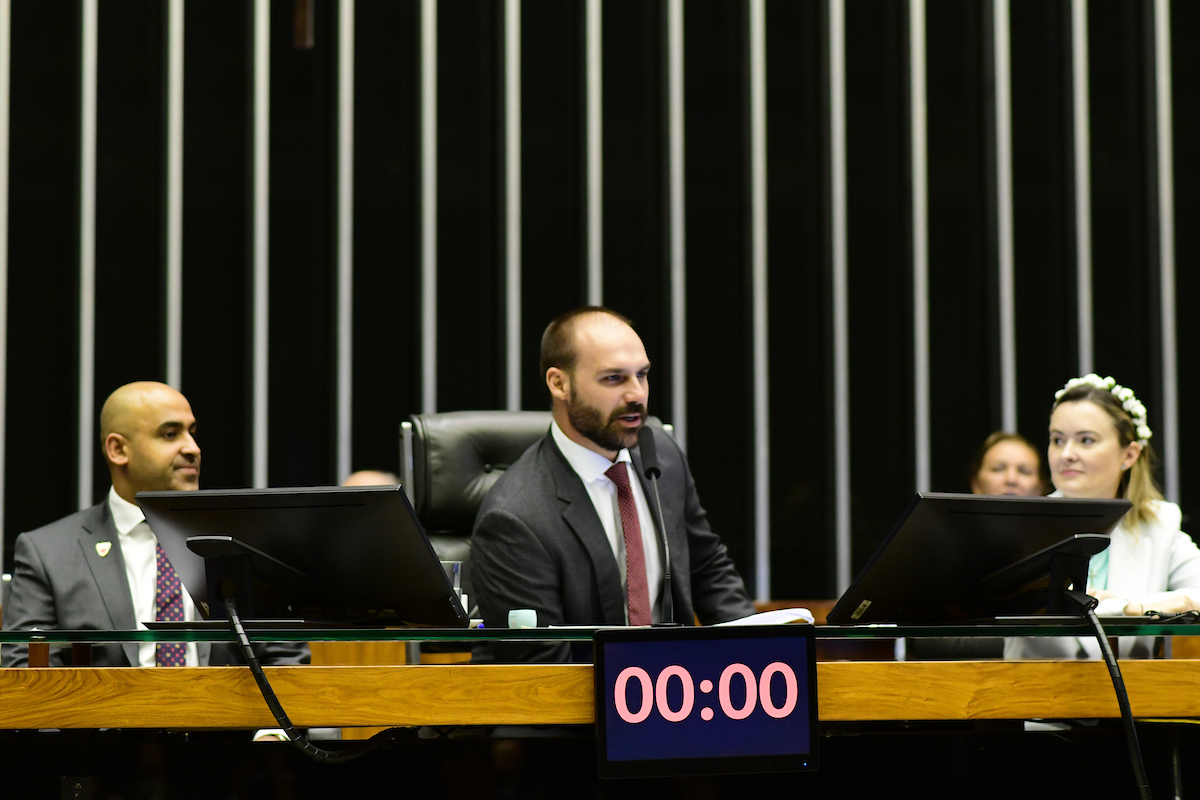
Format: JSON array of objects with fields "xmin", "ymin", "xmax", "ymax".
[{"xmin": 3, "ymin": 0, "xmax": 1196, "ymax": 603}]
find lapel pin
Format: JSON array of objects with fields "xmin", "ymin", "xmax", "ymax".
[{"xmin": 95, "ymin": 541, "xmax": 112, "ymax": 558}]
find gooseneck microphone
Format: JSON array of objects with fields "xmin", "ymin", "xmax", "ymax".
[{"xmin": 638, "ymin": 426, "xmax": 676, "ymax": 625}]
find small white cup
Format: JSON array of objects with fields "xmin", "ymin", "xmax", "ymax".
[{"xmin": 508, "ymin": 608, "xmax": 537, "ymax": 629}]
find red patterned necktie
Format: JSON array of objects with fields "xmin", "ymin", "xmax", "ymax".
[
  {"xmin": 155, "ymin": 543, "xmax": 187, "ymax": 666},
  {"xmin": 605, "ymin": 463, "xmax": 651, "ymax": 626}
]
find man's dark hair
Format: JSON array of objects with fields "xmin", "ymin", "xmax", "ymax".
[{"xmin": 539, "ymin": 306, "xmax": 634, "ymax": 379}]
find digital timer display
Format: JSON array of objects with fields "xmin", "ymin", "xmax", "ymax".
[{"xmin": 594, "ymin": 625, "xmax": 818, "ymax": 779}]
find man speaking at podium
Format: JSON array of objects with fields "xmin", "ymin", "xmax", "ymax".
[
  {"xmin": 470, "ymin": 308, "xmax": 755, "ymax": 662},
  {"xmin": 1, "ymin": 381, "xmax": 307, "ymax": 668}
]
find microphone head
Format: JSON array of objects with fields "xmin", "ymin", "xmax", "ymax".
[{"xmin": 637, "ymin": 426, "xmax": 661, "ymax": 479}]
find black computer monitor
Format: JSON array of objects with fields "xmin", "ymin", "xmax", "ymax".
[
  {"xmin": 826, "ymin": 493, "xmax": 1131, "ymax": 625},
  {"xmin": 138, "ymin": 485, "xmax": 467, "ymax": 627}
]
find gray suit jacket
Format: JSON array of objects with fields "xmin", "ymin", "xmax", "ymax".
[
  {"xmin": 470, "ymin": 426, "xmax": 755, "ymax": 662},
  {"xmin": 1, "ymin": 500, "xmax": 309, "ymax": 667}
]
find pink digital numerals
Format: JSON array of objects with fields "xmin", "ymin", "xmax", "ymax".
[
  {"xmin": 613, "ymin": 662, "xmax": 799, "ymax": 724},
  {"xmin": 614, "ymin": 666, "xmax": 654, "ymax": 723},
  {"xmin": 719, "ymin": 664, "xmax": 757, "ymax": 719},
  {"xmin": 655, "ymin": 666, "xmax": 694, "ymax": 722},
  {"xmin": 759, "ymin": 662, "xmax": 799, "ymax": 719}
]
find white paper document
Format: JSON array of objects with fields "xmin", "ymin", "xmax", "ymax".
[{"xmin": 716, "ymin": 607, "xmax": 815, "ymax": 626}]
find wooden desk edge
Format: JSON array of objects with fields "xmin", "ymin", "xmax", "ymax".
[{"xmin": 4, "ymin": 660, "xmax": 1200, "ymax": 729}]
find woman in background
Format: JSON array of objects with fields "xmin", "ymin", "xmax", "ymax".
[
  {"xmin": 907, "ymin": 432, "xmax": 1043, "ymax": 660},
  {"xmin": 1006, "ymin": 374, "xmax": 1200, "ymax": 659},
  {"xmin": 969, "ymin": 431, "xmax": 1045, "ymax": 496}
]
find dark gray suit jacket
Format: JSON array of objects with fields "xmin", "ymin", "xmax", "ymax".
[
  {"xmin": 470, "ymin": 426, "xmax": 755, "ymax": 662},
  {"xmin": 1, "ymin": 500, "xmax": 309, "ymax": 668}
]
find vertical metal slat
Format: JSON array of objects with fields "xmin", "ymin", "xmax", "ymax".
[
  {"xmin": 165, "ymin": 0, "xmax": 184, "ymax": 390},
  {"xmin": 585, "ymin": 0, "xmax": 602, "ymax": 306},
  {"xmin": 1071, "ymin": 0, "xmax": 1093, "ymax": 376},
  {"xmin": 911, "ymin": 0, "xmax": 930, "ymax": 493},
  {"xmin": 252, "ymin": 0, "xmax": 270, "ymax": 488},
  {"xmin": 1154, "ymin": 0, "xmax": 1178, "ymax": 501},
  {"xmin": 78, "ymin": 0, "xmax": 98, "ymax": 509},
  {"xmin": 749, "ymin": 0, "xmax": 769, "ymax": 601},
  {"xmin": 505, "ymin": 0, "xmax": 522, "ymax": 411},
  {"xmin": 336, "ymin": 0, "xmax": 355, "ymax": 481},
  {"xmin": 0, "ymin": 0, "xmax": 10, "ymax": 533},
  {"xmin": 830, "ymin": 0, "xmax": 850, "ymax": 593},
  {"xmin": 421, "ymin": 0, "xmax": 437, "ymax": 414},
  {"xmin": 993, "ymin": 0, "xmax": 1017, "ymax": 433},
  {"xmin": 667, "ymin": 0, "xmax": 686, "ymax": 451}
]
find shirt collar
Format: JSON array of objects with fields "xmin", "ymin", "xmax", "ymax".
[
  {"xmin": 551, "ymin": 418, "xmax": 632, "ymax": 484},
  {"xmin": 108, "ymin": 485, "xmax": 147, "ymax": 537}
]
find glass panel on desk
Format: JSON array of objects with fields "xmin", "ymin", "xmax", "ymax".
[{"xmin": 2, "ymin": 619, "xmax": 1200, "ymax": 645}]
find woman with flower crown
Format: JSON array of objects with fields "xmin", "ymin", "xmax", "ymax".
[{"xmin": 1005, "ymin": 374, "xmax": 1200, "ymax": 659}]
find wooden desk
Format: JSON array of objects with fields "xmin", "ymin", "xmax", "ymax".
[{"xmin": 4, "ymin": 659, "xmax": 1200, "ymax": 730}]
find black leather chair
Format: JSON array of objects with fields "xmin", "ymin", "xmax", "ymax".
[
  {"xmin": 399, "ymin": 409, "xmax": 671, "ymax": 610},
  {"xmin": 400, "ymin": 410, "xmax": 555, "ymax": 606}
]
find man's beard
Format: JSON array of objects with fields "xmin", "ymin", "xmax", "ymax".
[{"xmin": 567, "ymin": 391, "xmax": 644, "ymax": 453}]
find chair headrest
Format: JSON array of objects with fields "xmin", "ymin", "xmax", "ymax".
[
  {"xmin": 410, "ymin": 410, "xmax": 553, "ymax": 533},
  {"xmin": 409, "ymin": 410, "xmax": 668, "ymax": 534}
]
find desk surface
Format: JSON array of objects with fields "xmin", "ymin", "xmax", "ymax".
[{"xmin": 4, "ymin": 659, "xmax": 1200, "ymax": 730}]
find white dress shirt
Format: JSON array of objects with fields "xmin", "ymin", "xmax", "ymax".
[
  {"xmin": 109, "ymin": 487, "xmax": 199, "ymax": 666},
  {"xmin": 551, "ymin": 420, "xmax": 663, "ymax": 622}
]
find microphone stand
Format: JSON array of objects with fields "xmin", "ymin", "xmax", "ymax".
[
  {"xmin": 638, "ymin": 426, "xmax": 676, "ymax": 626},
  {"xmin": 647, "ymin": 472, "xmax": 675, "ymax": 625}
]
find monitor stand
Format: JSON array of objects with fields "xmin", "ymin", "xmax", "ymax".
[
  {"xmin": 981, "ymin": 533, "xmax": 1109, "ymax": 617},
  {"xmin": 187, "ymin": 535, "xmax": 308, "ymax": 620}
]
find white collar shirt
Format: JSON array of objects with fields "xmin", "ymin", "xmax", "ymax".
[
  {"xmin": 109, "ymin": 487, "xmax": 199, "ymax": 667},
  {"xmin": 550, "ymin": 420, "xmax": 662, "ymax": 623}
]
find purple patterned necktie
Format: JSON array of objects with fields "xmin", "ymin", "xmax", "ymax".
[
  {"xmin": 155, "ymin": 543, "xmax": 186, "ymax": 667},
  {"xmin": 605, "ymin": 463, "xmax": 651, "ymax": 626}
]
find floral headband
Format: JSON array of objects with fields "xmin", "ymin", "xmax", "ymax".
[{"xmin": 1054, "ymin": 373, "xmax": 1152, "ymax": 446}]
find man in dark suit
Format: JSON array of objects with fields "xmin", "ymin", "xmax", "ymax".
[
  {"xmin": 471, "ymin": 308, "xmax": 755, "ymax": 662},
  {"xmin": 1, "ymin": 381, "xmax": 307, "ymax": 667}
]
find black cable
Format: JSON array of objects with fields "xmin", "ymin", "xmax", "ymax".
[
  {"xmin": 1172, "ymin": 726, "xmax": 1182, "ymax": 800},
  {"xmin": 647, "ymin": 474, "xmax": 675, "ymax": 625},
  {"xmin": 224, "ymin": 595, "xmax": 397, "ymax": 763},
  {"xmin": 1142, "ymin": 609, "xmax": 1200, "ymax": 624},
  {"xmin": 1082, "ymin": 604, "xmax": 1152, "ymax": 800}
]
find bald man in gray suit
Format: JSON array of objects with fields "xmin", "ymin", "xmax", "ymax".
[
  {"xmin": 470, "ymin": 309, "xmax": 754, "ymax": 663},
  {"xmin": 2, "ymin": 382, "xmax": 306, "ymax": 668}
]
